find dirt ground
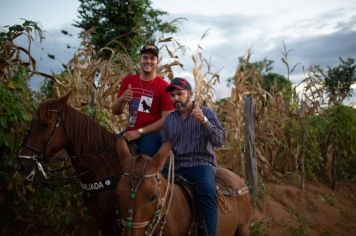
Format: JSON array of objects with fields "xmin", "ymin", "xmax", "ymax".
[
  {"xmin": 10, "ymin": 178, "xmax": 356, "ymax": 236},
  {"xmin": 252, "ymin": 178, "xmax": 356, "ymax": 236}
]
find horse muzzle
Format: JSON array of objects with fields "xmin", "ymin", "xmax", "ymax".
[{"xmin": 16, "ymin": 155, "xmax": 48, "ymax": 181}]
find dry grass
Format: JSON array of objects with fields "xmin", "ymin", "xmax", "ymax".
[
  {"xmin": 46, "ymin": 34, "xmax": 328, "ymax": 181},
  {"xmin": 0, "ymin": 21, "xmax": 45, "ymax": 83},
  {"xmin": 2, "ymin": 25, "xmax": 330, "ymax": 181}
]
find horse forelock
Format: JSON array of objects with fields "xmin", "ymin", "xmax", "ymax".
[{"xmin": 37, "ymin": 98, "xmax": 64, "ymax": 120}]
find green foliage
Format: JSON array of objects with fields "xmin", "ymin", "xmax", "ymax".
[
  {"xmin": 302, "ymin": 115, "xmax": 327, "ymax": 178},
  {"xmin": 1, "ymin": 22, "xmax": 85, "ymax": 235},
  {"xmin": 324, "ymin": 105, "xmax": 356, "ymax": 179},
  {"xmin": 39, "ymin": 78, "xmax": 55, "ymax": 99},
  {"xmin": 263, "ymin": 72, "xmax": 292, "ymax": 99},
  {"xmin": 253, "ymin": 59, "xmax": 274, "ymax": 73},
  {"xmin": 74, "ymin": 0, "xmax": 178, "ymax": 59},
  {"xmin": 279, "ymin": 105, "xmax": 356, "ymax": 180},
  {"xmin": 249, "ymin": 220, "xmax": 266, "ymax": 236},
  {"xmin": 0, "ymin": 19, "xmax": 44, "ymax": 43},
  {"xmin": 0, "ymin": 67, "xmax": 85, "ymax": 234},
  {"xmin": 1, "ymin": 20, "xmax": 44, "ymax": 83},
  {"xmin": 323, "ymin": 57, "xmax": 356, "ymax": 105},
  {"xmin": 0, "ymin": 66, "xmax": 34, "ymax": 155}
]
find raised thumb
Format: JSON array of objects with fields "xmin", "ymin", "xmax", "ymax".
[
  {"xmin": 193, "ymin": 101, "xmax": 199, "ymax": 108},
  {"xmin": 127, "ymin": 84, "xmax": 132, "ymax": 90}
]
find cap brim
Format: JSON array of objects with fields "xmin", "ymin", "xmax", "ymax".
[{"xmin": 166, "ymin": 85, "xmax": 184, "ymax": 92}]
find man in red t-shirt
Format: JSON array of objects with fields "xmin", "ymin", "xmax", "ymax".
[{"xmin": 112, "ymin": 44, "xmax": 174, "ymax": 155}]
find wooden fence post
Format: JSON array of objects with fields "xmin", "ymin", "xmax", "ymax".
[
  {"xmin": 244, "ymin": 95, "xmax": 258, "ymax": 202},
  {"xmin": 300, "ymin": 99, "xmax": 306, "ymax": 190}
]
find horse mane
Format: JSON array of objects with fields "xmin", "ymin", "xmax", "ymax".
[
  {"xmin": 64, "ymin": 105, "xmax": 116, "ymax": 154},
  {"xmin": 37, "ymin": 98, "xmax": 116, "ymax": 154}
]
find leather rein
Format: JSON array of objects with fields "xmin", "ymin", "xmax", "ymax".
[
  {"xmin": 17, "ymin": 107, "xmax": 118, "ymax": 190},
  {"xmin": 120, "ymin": 152, "xmax": 175, "ymax": 236}
]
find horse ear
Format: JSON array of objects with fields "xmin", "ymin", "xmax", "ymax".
[
  {"xmin": 116, "ymin": 136, "xmax": 132, "ymax": 168},
  {"xmin": 151, "ymin": 141, "xmax": 171, "ymax": 169}
]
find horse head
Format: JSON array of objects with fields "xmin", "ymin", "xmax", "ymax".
[
  {"xmin": 16, "ymin": 93, "xmax": 124, "ymax": 236},
  {"xmin": 17, "ymin": 93, "xmax": 70, "ymax": 181},
  {"xmin": 116, "ymin": 136, "xmax": 172, "ymax": 235}
]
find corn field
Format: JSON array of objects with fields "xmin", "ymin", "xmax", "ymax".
[{"xmin": 2, "ymin": 23, "xmax": 355, "ymax": 185}]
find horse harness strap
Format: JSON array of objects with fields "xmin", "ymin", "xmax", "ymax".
[
  {"xmin": 120, "ymin": 153, "xmax": 175, "ymax": 235},
  {"xmin": 18, "ymin": 108, "xmax": 64, "ymax": 181},
  {"xmin": 216, "ymin": 185, "xmax": 250, "ymax": 197},
  {"xmin": 121, "ymin": 157, "xmax": 161, "ymax": 230},
  {"xmin": 18, "ymin": 107, "xmax": 120, "ymax": 190},
  {"xmin": 80, "ymin": 175, "xmax": 119, "ymax": 192}
]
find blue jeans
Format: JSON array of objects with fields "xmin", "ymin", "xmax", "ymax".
[
  {"xmin": 175, "ymin": 165, "xmax": 217, "ymax": 236},
  {"xmin": 135, "ymin": 132, "xmax": 163, "ymax": 156}
]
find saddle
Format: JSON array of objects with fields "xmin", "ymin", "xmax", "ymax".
[{"xmin": 174, "ymin": 167, "xmax": 249, "ymax": 235}]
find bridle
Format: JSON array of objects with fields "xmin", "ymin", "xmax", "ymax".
[
  {"xmin": 17, "ymin": 108, "xmax": 65, "ymax": 181},
  {"xmin": 17, "ymin": 106, "xmax": 116, "ymax": 184},
  {"xmin": 120, "ymin": 152, "xmax": 175, "ymax": 236}
]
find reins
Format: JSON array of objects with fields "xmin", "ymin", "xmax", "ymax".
[
  {"xmin": 120, "ymin": 152, "xmax": 175, "ymax": 236},
  {"xmin": 17, "ymin": 106, "xmax": 119, "ymax": 188}
]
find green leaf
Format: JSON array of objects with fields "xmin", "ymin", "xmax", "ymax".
[{"xmin": 7, "ymin": 81, "xmax": 17, "ymax": 89}]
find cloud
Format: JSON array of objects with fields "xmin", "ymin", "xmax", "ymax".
[
  {"xmin": 19, "ymin": 25, "xmax": 81, "ymax": 90},
  {"xmin": 165, "ymin": 7, "xmax": 356, "ymax": 89},
  {"xmin": 22, "ymin": 7, "xmax": 356, "ymax": 98},
  {"xmin": 264, "ymin": 15, "xmax": 356, "ymax": 83}
]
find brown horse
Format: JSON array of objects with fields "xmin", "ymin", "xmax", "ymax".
[
  {"xmin": 17, "ymin": 94, "xmax": 122, "ymax": 236},
  {"xmin": 116, "ymin": 136, "xmax": 252, "ymax": 236}
]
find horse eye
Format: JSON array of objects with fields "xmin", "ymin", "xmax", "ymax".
[
  {"xmin": 39, "ymin": 122, "xmax": 49, "ymax": 129},
  {"xmin": 149, "ymin": 195, "xmax": 157, "ymax": 203}
]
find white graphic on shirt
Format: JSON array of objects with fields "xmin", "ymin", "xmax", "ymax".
[
  {"xmin": 138, "ymin": 95, "xmax": 152, "ymax": 113},
  {"xmin": 127, "ymin": 85, "xmax": 155, "ymax": 126}
]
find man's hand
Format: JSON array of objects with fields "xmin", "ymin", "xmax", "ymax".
[
  {"xmin": 123, "ymin": 129, "xmax": 141, "ymax": 141},
  {"xmin": 120, "ymin": 84, "xmax": 133, "ymax": 102},
  {"xmin": 191, "ymin": 102, "xmax": 206, "ymax": 124}
]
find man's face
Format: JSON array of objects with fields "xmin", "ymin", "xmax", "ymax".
[
  {"xmin": 169, "ymin": 88, "xmax": 192, "ymax": 112},
  {"xmin": 139, "ymin": 52, "xmax": 159, "ymax": 73}
]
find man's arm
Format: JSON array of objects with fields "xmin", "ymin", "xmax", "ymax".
[
  {"xmin": 201, "ymin": 108, "xmax": 225, "ymax": 147},
  {"xmin": 112, "ymin": 83, "xmax": 132, "ymax": 115},
  {"xmin": 111, "ymin": 96, "xmax": 126, "ymax": 115},
  {"xmin": 123, "ymin": 110, "xmax": 172, "ymax": 141}
]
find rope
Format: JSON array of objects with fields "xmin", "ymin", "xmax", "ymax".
[
  {"xmin": 145, "ymin": 151, "xmax": 175, "ymax": 236},
  {"xmin": 216, "ymin": 190, "xmax": 232, "ymax": 214}
]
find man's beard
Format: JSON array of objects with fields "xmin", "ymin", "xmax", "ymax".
[{"xmin": 174, "ymin": 99, "xmax": 189, "ymax": 112}]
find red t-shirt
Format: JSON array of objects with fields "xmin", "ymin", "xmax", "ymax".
[{"xmin": 116, "ymin": 74, "xmax": 174, "ymax": 130}]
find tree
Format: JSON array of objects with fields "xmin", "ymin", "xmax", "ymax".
[
  {"xmin": 263, "ymin": 72, "xmax": 292, "ymax": 99},
  {"xmin": 323, "ymin": 57, "xmax": 356, "ymax": 106},
  {"xmin": 74, "ymin": 0, "xmax": 178, "ymax": 59}
]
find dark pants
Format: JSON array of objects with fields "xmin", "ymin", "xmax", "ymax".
[
  {"xmin": 175, "ymin": 165, "xmax": 217, "ymax": 236},
  {"xmin": 135, "ymin": 132, "xmax": 163, "ymax": 156}
]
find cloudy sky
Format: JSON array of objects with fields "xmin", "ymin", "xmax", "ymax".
[{"xmin": 1, "ymin": 0, "xmax": 355, "ymax": 100}]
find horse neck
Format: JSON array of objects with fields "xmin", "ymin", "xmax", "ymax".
[{"xmin": 63, "ymin": 105, "xmax": 116, "ymax": 156}]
